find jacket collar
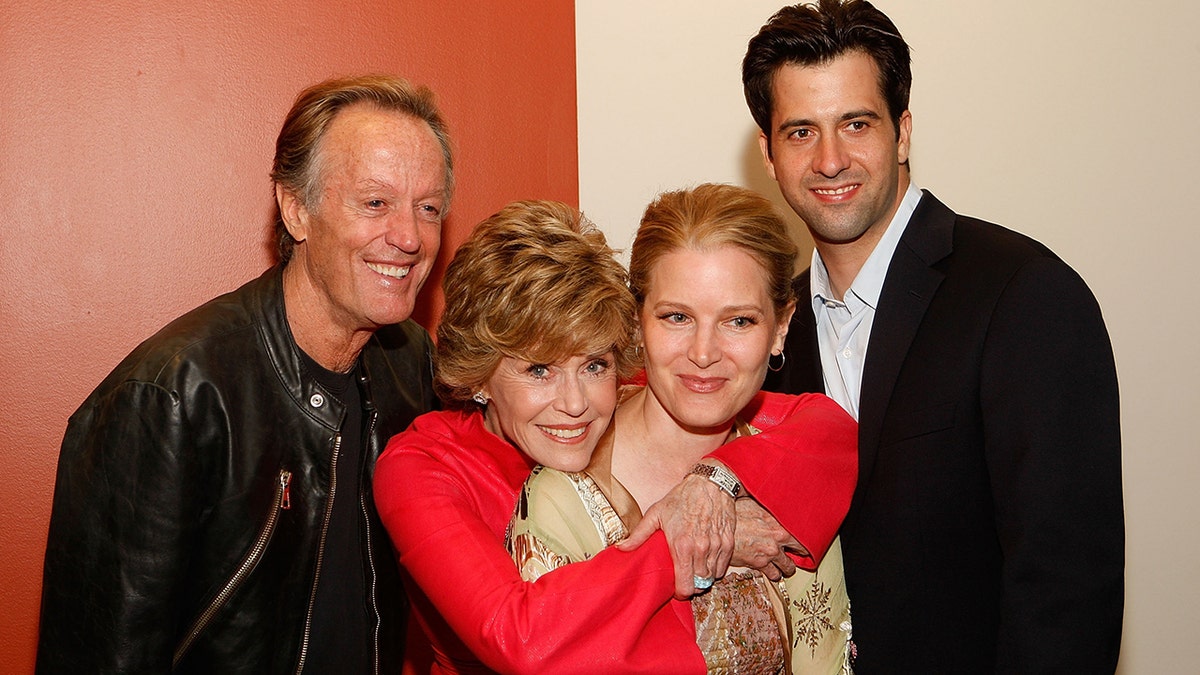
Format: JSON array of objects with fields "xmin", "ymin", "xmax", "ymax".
[
  {"xmin": 252, "ymin": 265, "xmax": 347, "ymax": 431},
  {"xmin": 854, "ymin": 190, "xmax": 954, "ymax": 498}
]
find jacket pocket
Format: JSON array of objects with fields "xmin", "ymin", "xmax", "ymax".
[
  {"xmin": 172, "ymin": 469, "xmax": 292, "ymax": 668},
  {"xmin": 879, "ymin": 402, "xmax": 956, "ymax": 446}
]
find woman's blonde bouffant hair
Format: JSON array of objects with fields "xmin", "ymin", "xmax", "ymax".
[
  {"xmin": 630, "ymin": 183, "xmax": 798, "ymax": 315},
  {"xmin": 435, "ymin": 200, "xmax": 639, "ymax": 407}
]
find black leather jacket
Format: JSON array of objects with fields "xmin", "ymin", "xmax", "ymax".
[{"xmin": 37, "ymin": 266, "xmax": 435, "ymax": 674}]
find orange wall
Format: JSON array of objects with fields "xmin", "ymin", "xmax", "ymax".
[{"xmin": 0, "ymin": 1, "xmax": 576, "ymax": 671}]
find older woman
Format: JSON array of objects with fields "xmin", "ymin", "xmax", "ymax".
[
  {"xmin": 508, "ymin": 184, "xmax": 856, "ymax": 673},
  {"xmin": 375, "ymin": 200, "xmax": 855, "ymax": 674}
]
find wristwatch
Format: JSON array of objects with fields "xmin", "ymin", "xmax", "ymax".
[{"xmin": 688, "ymin": 463, "xmax": 743, "ymax": 499}]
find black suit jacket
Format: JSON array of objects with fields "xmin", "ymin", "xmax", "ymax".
[{"xmin": 765, "ymin": 192, "xmax": 1123, "ymax": 673}]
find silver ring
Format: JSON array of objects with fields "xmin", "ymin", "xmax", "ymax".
[{"xmin": 693, "ymin": 575, "xmax": 715, "ymax": 590}]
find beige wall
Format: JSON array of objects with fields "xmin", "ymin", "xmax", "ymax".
[{"xmin": 577, "ymin": 1, "xmax": 1200, "ymax": 670}]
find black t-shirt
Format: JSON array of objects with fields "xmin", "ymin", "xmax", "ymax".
[{"xmin": 298, "ymin": 350, "xmax": 369, "ymax": 673}]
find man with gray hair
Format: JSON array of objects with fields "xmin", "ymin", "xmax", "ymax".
[{"xmin": 37, "ymin": 75, "xmax": 450, "ymax": 673}]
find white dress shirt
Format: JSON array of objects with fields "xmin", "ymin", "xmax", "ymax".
[{"xmin": 811, "ymin": 183, "xmax": 923, "ymax": 420}]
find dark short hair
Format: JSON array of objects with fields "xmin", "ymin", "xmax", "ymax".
[
  {"xmin": 435, "ymin": 201, "xmax": 638, "ymax": 407},
  {"xmin": 270, "ymin": 75, "xmax": 454, "ymax": 263},
  {"xmin": 743, "ymin": 0, "xmax": 911, "ymax": 145}
]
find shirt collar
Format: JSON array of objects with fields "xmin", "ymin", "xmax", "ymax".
[{"xmin": 811, "ymin": 182, "xmax": 924, "ymax": 311}]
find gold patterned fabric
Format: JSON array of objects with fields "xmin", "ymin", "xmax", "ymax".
[
  {"xmin": 779, "ymin": 537, "xmax": 854, "ymax": 674},
  {"xmin": 734, "ymin": 421, "xmax": 854, "ymax": 674},
  {"xmin": 507, "ymin": 465, "xmax": 629, "ymax": 581},
  {"xmin": 693, "ymin": 570, "xmax": 788, "ymax": 674}
]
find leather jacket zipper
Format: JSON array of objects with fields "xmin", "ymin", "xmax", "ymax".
[
  {"xmin": 294, "ymin": 435, "xmax": 340, "ymax": 674},
  {"xmin": 362, "ymin": 409, "xmax": 382, "ymax": 675},
  {"xmin": 173, "ymin": 469, "xmax": 292, "ymax": 668}
]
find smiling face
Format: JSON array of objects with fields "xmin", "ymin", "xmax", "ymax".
[
  {"xmin": 281, "ymin": 103, "xmax": 446, "ymax": 348},
  {"xmin": 481, "ymin": 352, "xmax": 619, "ymax": 472},
  {"xmin": 760, "ymin": 51, "xmax": 911, "ymax": 254},
  {"xmin": 640, "ymin": 246, "xmax": 793, "ymax": 433}
]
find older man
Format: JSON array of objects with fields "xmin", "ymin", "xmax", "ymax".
[
  {"xmin": 37, "ymin": 75, "xmax": 450, "ymax": 674},
  {"xmin": 747, "ymin": 1, "xmax": 1123, "ymax": 671}
]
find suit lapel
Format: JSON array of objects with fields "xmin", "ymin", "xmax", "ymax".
[{"xmin": 854, "ymin": 192, "xmax": 955, "ymax": 506}]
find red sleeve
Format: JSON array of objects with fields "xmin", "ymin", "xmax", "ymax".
[
  {"xmin": 374, "ymin": 428, "xmax": 706, "ymax": 675},
  {"xmin": 709, "ymin": 391, "xmax": 857, "ymax": 570}
]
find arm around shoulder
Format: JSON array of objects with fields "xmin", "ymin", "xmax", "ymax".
[
  {"xmin": 374, "ymin": 423, "xmax": 705, "ymax": 674},
  {"xmin": 710, "ymin": 392, "xmax": 858, "ymax": 569}
]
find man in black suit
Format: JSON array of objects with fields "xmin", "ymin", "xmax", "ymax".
[{"xmin": 744, "ymin": 1, "xmax": 1123, "ymax": 671}]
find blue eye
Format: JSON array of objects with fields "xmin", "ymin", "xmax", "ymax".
[{"xmin": 526, "ymin": 364, "xmax": 550, "ymax": 379}]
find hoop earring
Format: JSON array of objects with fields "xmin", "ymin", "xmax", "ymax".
[
  {"xmin": 472, "ymin": 391, "xmax": 489, "ymax": 405},
  {"xmin": 767, "ymin": 351, "xmax": 786, "ymax": 372}
]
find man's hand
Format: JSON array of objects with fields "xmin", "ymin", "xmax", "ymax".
[
  {"xmin": 731, "ymin": 498, "xmax": 807, "ymax": 581},
  {"xmin": 617, "ymin": 472, "xmax": 736, "ymax": 598}
]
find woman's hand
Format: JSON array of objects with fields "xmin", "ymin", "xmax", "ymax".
[
  {"xmin": 617, "ymin": 471, "xmax": 736, "ymax": 599},
  {"xmin": 730, "ymin": 498, "xmax": 807, "ymax": 581}
]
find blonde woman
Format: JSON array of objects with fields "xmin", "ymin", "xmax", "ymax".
[{"xmin": 509, "ymin": 184, "xmax": 857, "ymax": 674}]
